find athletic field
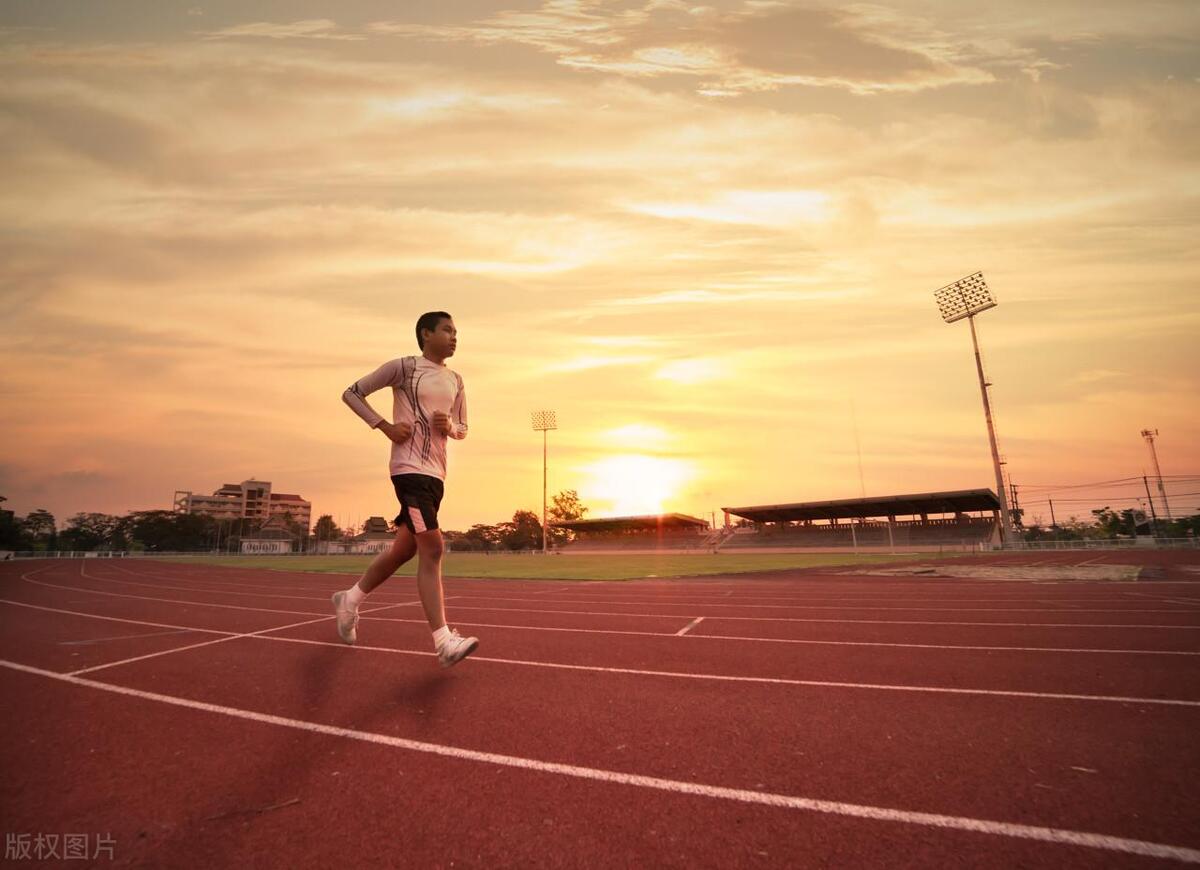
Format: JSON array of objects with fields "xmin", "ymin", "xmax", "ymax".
[
  {"xmin": 158, "ymin": 551, "xmax": 940, "ymax": 580},
  {"xmin": 2, "ymin": 550, "xmax": 1198, "ymax": 867}
]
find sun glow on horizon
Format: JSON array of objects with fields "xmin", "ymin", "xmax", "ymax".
[{"xmin": 578, "ymin": 454, "xmax": 693, "ymax": 517}]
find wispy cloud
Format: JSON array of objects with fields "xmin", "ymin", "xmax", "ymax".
[
  {"xmin": 626, "ymin": 189, "xmax": 830, "ymax": 225},
  {"xmin": 203, "ymin": 19, "xmax": 363, "ymax": 41},
  {"xmin": 599, "ymin": 289, "xmax": 859, "ymax": 307},
  {"xmin": 371, "ymin": 1, "xmax": 1008, "ymax": 95},
  {"xmin": 545, "ymin": 354, "xmax": 659, "ymax": 373},
  {"xmin": 0, "ymin": 3, "xmax": 1196, "ymax": 527}
]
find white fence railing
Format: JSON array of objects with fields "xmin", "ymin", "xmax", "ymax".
[
  {"xmin": 3, "ymin": 547, "xmax": 562, "ymax": 560},
  {"xmin": 995, "ymin": 537, "xmax": 1198, "ymax": 551}
]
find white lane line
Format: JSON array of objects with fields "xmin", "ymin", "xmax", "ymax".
[
  {"xmin": 25, "ymin": 570, "xmax": 451, "ymax": 622},
  {"xmin": 80, "ymin": 563, "xmax": 491, "ymax": 610},
  {"xmin": 81, "ymin": 567, "xmax": 371, "ymax": 604},
  {"xmin": 1, "ymin": 598, "xmax": 240, "ymax": 637},
  {"xmin": 2, "ymin": 658, "xmax": 1198, "ymax": 864},
  {"xmin": 451, "ymin": 591, "xmax": 1187, "ymax": 605},
  {"xmin": 442, "ymin": 594, "xmax": 1190, "ymax": 614},
  {"xmin": 7, "ymin": 598, "xmax": 1198, "ymax": 706},
  {"xmin": 21, "ymin": 563, "xmax": 1191, "ymax": 604},
  {"xmin": 7, "ymin": 597, "xmax": 1198, "ymax": 657},
  {"xmin": 29, "ymin": 573, "xmax": 324, "ymax": 617},
  {"xmin": 535, "ymin": 581, "xmax": 1163, "ymax": 597},
  {"xmin": 421, "ymin": 603, "xmax": 1200, "ymax": 630},
  {"xmin": 1124, "ymin": 591, "xmax": 1200, "ymax": 607},
  {"xmin": 1, "ymin": 597, "xmax": 244, "ymax": 638},
  {"xmin": 63, "ymin": 571, "xmax": 1200, "ymax": 619},
  {"xmin": 87, "ymin": 564, "xmax": 1200, "ymax": 597},
  {"xmin": 93, "ymin": 571, "xmax": 1177, "ymax": 608},
  {"xmin": 19, "ymin": 572, "xmax": 1200, "ymax": 630},
  {"xmin": 66, "ymin": 599, "xmax": 415, "ymax": 677},
  {"xmin": 675, "ymin": 617, "xmax": 705, "ymax": 637},
  {"xmin": 96, "ymin": 563, "xmax": 426, "ymax": 601},
  {"xmin": 101, "ymin": 563, "xmax": 582, "ymax": 598},
  {"xmin": 680, "ymin": 632, "xmax": 1200, "ymax": 656},
  {"xmin": 60, "ymin": 630, "xmax": 193, "ymax": 646}
]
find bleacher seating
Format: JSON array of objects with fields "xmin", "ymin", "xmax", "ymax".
[
  {"xmin": 561, "ymin": 529, "xmax": 709, "ymax": 551},
  {"xmin": 721, "ymin": 517, "xmax": 996, "ymax": 549}
]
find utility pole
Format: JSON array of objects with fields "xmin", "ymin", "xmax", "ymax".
[
  {"xmin": 1142, "ymin": 475, "xmax": 1161, "ymax": 538},
  {"xmin": 1140, "ymin": 429, "xmax": 1173, "ymax": 520},
  {"xmin": 1008, "ymin": 480, "xmax": 1021, "ymax": 529},
  {"xmin": 1048, "ymin": 498, "xmax": 1058, "ymax": 531}
]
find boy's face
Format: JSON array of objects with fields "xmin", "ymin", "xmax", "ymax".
[{"xmin": 423, "ymin": 317, "xmax": 457, "ymax": 358}]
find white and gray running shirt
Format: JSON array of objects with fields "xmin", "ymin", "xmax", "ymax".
[{"xmin": 342, "ymin": 356, "xmax": 468, "ymax": 480}]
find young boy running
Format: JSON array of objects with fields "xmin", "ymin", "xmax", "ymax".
[{"xmin": 334, "ymin": 311, "xmax": 479, "ymax": 668}]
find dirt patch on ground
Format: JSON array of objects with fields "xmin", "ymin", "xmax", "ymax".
[{"xmin": 864, "ymin": 564, "xmax": 1144, "ymax": 582}]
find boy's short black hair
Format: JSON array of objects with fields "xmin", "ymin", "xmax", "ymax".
[{"xmin": 416, "ymin": 311, "xmax": 452, "ymax": 349}]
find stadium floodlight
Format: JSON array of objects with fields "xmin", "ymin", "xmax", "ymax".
[
  {"xmin": 933, "ymin": 272, "xmax": 1014, "ymax": 545},
  {"xmin": 935, "ymin": 271, "xmax": 996, "ymax": 324},
  {"xmin": 532, "ymin": 411, "xmax": 558, "ymax": 554}
]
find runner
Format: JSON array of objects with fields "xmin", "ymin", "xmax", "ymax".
[{"xmin": 335, "ymin": 311, "xmax": 478, "ymax": 668}]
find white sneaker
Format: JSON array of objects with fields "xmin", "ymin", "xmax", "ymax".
[
  {"xmin": 437, "ymin": 629, "xmax": 478, "ymax": 668},
  {"xmin": 331, "ymin": 591, "xmax": 359, "ymax": 645}
]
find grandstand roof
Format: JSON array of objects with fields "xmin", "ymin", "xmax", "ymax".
[
  {"xmin": 722, "ymin": 489, "xmax": 1001, "ymax": 523},
  {"xmin": 554, "ymin": 513, "xmax": 709, "ymax": 533}
]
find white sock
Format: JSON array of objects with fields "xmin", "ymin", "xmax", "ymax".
[
  {"xmin": 432, "ymin": 625, "xmax": 452, "ymax": 650},
  {"xmin": 345, "ymin": 585, "xmax": 366, "ymax": 609}
]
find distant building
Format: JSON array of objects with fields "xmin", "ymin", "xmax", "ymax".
[
  {"xmin": 348, "ymin": 516, "xmax": 395, "ymax": 554},
  {"xmin": 174, "ymin": 479, "xmax": 312, "ymax": 532},
  {"xmin": 268, "ymin": 492, "xmax": 312, "ymax": 530},
  {"xmin": 312, "ymin": 517, "xmax": 395, "ymax": 555},
  {"xmin": 240, "ymin": 514, "xmax": 299, "ymax": 554}
]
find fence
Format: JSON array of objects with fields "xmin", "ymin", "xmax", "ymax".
[{"xmin": 996, "ymin": 537, "xmax": 1198, "ymax": 551}]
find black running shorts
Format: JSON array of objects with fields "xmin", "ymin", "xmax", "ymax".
[{"xmin": 391, "ymin": 473, "xmax": 444, "ymax": 534}]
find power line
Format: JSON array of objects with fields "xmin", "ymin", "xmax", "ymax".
[{"xmin": 1019, "ymin": 478, "xmax": 1200, "ymax": 496}]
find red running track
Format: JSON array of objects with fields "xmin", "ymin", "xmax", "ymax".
[{"xmin": 1, "ymin": 556, "xmax": 1199, "ymax": 868}]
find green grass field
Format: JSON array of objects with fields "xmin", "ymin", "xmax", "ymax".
[{"xmin": 159, "ymin": 551, "xmax": 948, "ymax": 581}]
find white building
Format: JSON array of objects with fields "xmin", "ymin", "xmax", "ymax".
[
  {"xmin": 348, "ymin": 516, "xmax": 396, "ymax": 554},
  {"xmin": 239, "ymin": 514, "xmax": 299, "ymax": 554},
  {"xmin": 174, "ymin": 479, "xmax": 312, "ymax": 532}
]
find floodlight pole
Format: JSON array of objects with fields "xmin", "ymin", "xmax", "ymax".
[
  {"xmin": 532, "ymin": 411, "xmax": 558, "ymax": 554},
  {"xmin": 542, "ymin": 429, "xmax": 547, "ymax": 552},
  {"xmin": 934, "ymin": 272, "xmax": 1014, "ymax": 546},
  {"xmin": 967, "ymin": 312, "xmax": 1013, "ymax": 543},
  {"xmin": 1140, "ymin": 429, "xmax": 1172, "ymax": 520}
]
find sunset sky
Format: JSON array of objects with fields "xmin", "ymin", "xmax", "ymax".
[{"xmin": 2, "ymin": 1, "xmax": 1198, "ymax": 532}]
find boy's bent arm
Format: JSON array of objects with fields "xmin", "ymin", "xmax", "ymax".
[
  {"xmin": 342, "ymin": 359, "xmax": 402, "ymax": 429},
  {"xmin": 449, "ymin": 377, "xmax": 468, "ymax": 440}
]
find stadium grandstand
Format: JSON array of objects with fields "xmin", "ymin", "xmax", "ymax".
[
  {"xmin": 719, "ymin": 489, "xmax": 1002, "ymax": 552},
  {"xmin": 555, "ymin": 513, "xmax": 711, "ymax": 552}
]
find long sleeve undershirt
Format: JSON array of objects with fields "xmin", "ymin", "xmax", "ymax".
[{"xmin": 342, "ymin": 356, "xmax": 467, "ymax": 480}]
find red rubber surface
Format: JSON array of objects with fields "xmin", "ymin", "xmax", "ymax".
[{"xmin": 2, "ymin": 553, "xmax": 1198, "ymax": 868}]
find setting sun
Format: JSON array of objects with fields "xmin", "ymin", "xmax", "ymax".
[
  {"xmin": 578, "ymin": 454, "xmax": 693, "ymax": 517},
  {"xmin": 0, "ymin": 0, "xmax": 1195, "ymax": 533}
]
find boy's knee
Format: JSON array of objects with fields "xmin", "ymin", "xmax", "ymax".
[{"xmin": 418, "ymin": 533, "xmax": 445, "ymax": 560}]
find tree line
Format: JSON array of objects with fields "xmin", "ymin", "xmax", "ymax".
[
  {"xmin": 1019, "ymin": 506, "xmax": 1198, "ymax": 542},
  {"xmin": 0, "ymin": 507, "xmax": 310, "ymax": 553},
  {"xmin": 304, "ymin": 490, "xmax": 590, "ymax": 552},
  {"xmin": 0, "ymin": 490, "xmax": 589, "ymax": 554}
]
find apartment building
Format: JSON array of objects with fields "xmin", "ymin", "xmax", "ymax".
[{"xmin": 174, "ymin": 479, "xmax": 312, "ymax": 531}]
